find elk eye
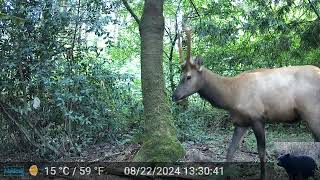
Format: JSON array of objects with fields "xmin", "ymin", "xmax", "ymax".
[{"xmin": 187, "ymin": 75, "xmax": 191, "ymax": 80}]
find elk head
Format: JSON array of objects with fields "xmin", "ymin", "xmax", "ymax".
[{"xmin": 172, "ymin": 29, "xmax": 204, "ymax": 102}]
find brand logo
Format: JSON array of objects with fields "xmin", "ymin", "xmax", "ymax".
[{"xmin": 3, "ymin": 166, "xmax": 25, "ymax": 176}]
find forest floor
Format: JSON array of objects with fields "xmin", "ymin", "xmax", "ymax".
[
  {"xmin": 1, "ymin": 127, "xmax": 318, "ymax": 179},
  {"xmin": 1, "ymin": 126, "xmax": 316, "ymax": 162},
  {"xmin": 2, "ymin": 130, "xmax": 313, "ymax": 162}
]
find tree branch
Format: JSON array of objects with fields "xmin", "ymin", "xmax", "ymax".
[
  {"xmin": 168, "ymin": 33, "xmax": 178, "ymax": 92},
  {"xmin": 163, "ymin": 51, "xmax": 170, "ymax": 59},
  {"xmin": 164, "ymin": 26, "xmax": 172, "ymax": 41},
  {"xmin": 167, "ymin": 0, "xmax": 182, "ymax": 92},
  {"xmin": 0, "ymin": 12, "xmax": 26, "ymax": 21},
  {"xmin": 307, "ymin": 0, "xmax": 320, "ymax": 19},
  {"xmin": 121, "ymin": 0, "xmax": 140, "ymax": 25},
  {"xmin": 188, "ymin": 0, "xmax": 201, "ymax": 18},
  {"xmin": 0, "ymin": 101, "xmax": 62, "ymax": 156}
]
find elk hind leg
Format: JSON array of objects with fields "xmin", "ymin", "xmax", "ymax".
[
  {"xmin": 308, "ymin": 120, "xmax": 320, "ymax": 142},
  {"xmin": 304, "ymin": 113, "xmax": 320, "ymax": 142},
  {"xmin": 252, "ymin": 121, "xmax": 267, "ymax": 180}
]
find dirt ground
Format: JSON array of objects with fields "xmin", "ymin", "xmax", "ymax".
[
  {"xmin": 0, "ymin": 140, "xmax": 267, "ymax": 179},
  {"xmin": 0, "ymin": 133, "xmax": 262, "ymax": 163},
  {"xmin": 0, "ymin": 131, "xmax": 318, "ymax": 180}
]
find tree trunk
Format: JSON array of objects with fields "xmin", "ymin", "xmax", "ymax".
[{"xmin": 133, "ymin": 0, "xmax": 185, "ymax": 162}]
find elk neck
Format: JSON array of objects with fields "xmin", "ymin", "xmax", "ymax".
[{"xmin": 198, "ymin": 68, "xmax": 235, "ymax": 110}]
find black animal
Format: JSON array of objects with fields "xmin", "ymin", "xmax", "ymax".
[{"xmin": 277, "ymin": 153, "xmax": 318, "ymax": 180}]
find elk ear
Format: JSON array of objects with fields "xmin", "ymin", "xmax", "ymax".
[
  {"xmin": 194, "ymin": 56, "xmax": 203, "ymax": 72},
  {"xmin": 285, "ymin": 153, "xmax": 290, "ymax": 157}
]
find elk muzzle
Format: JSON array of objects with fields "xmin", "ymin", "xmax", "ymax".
[
  {"xmin": 172, "ymin": 85, "xmax": 186, "ymax": 102},
  {"xmin": 172, "ymin": 89, "xmax": 181, "ymax": 102},
  {"xmin": 172, "ymin": 84, "xmax": 192, "ymax": 102}
]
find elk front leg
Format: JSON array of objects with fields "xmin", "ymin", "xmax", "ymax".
[
  {"xmin": 226, "ymin": 126, "xmax": 248, "ymax": 161},
  {"xmin": 252, "ymin": 122, "xmax": 266, "ymax": 180}
]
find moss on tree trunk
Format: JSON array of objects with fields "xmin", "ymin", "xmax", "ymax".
[{"xmin": 133, "ymin": 0, "xmax": 185, "ymax": 162}]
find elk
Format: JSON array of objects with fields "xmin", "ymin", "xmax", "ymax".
[{"xmin": 172, "ymin": 29, "xmax": 320, "ymax": 180}]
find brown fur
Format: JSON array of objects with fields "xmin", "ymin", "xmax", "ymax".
[
  {"xmin": 172, "ymin": 64, "xmax": 320, "ymax": 180},
  {"xmin": 175, "ymin": 65, "xmax": 320, "ymax": 128}
]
